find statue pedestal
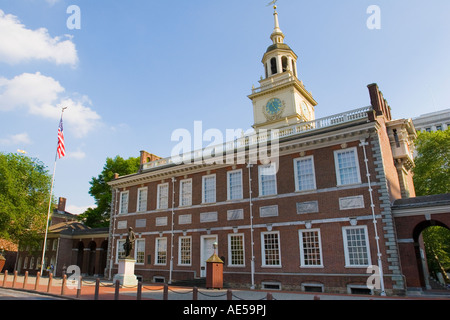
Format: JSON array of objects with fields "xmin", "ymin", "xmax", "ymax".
[{"xmin": 113, "ymin": 258, "xmax": 138, "ymax": 287}]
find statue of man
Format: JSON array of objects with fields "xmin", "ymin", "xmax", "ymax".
[{"xmin": 123, "ymin": 227, "xmax": 136, "ymax": 258}]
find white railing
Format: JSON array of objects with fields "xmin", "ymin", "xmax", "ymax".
[{"xmin": 142, "ymin": 106, "xmax": 372, "ymax": 171}]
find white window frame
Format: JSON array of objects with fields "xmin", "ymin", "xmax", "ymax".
[
  {"xmin": 342, "ymin": 225, "xmax": 372, "ymax": 268},
  {"xmin": 258, "ymin": 163, "xmax": 278, "ymax": 197},
  {"xmin": 116, "ymin": 239, "xmax": 126, "ymax": 263},
  {"xmin": 135, "ymin": 239, "xmax": 145, "ymax": 265},
  {"xmin": 179, "ymin": 178, "xmax": 193, "ymax": 207},
  {"xmin": 293, "ymin": 156, "xmax": 317, "ymax": 192},
  {"xmin": 157, "ymin": 183, "xmax": 169, "ymax": 210},
  {"xmin": 299, "ymin": 229, "xmax": 323, "ymax": 268},
  {"xmin": 136, "ymin": 187, "xmax": 148, "ymax": 212},
  {"xmin": 155, "ymin": 237, "xmax": 168, "ymax": 265},
  {"xmin": 334, "ymin": 147, "xmax": 362, "ymax": 186},
  {"xmin": 227, "ymin": 169, "xmax": 243, "ymax": 200},
  {"xmin": 228, "ymin": 233, "xmax": 245, "ymax": 267},
  {"xmin": 261, "ymin": 231, "xmax": 282, "ymax": 267},
  {"xmin": 202, "ymin": 174, "xmax": 216, "ymax": 204},
  {"xmin": 119, "ymin": 191, "xmax": 129, "ymax": 215},
  {"xmin": 178, "ymin": 236, "xmax": 192, "ymax": 266}
]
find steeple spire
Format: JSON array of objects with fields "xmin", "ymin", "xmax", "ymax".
[{"xmin": 270, "ymin": 5, "xmax": 285, "ymax": 44}]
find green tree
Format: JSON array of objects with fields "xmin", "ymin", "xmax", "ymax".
[
  {"xmin": 423, "ymin": 226, "xmax": 450, "ymax": 282},
  {"xmin": 0, "ymin": 153, "xmax": 52, "ymax": 247},
  {"xmin": 78, "ymin": 156, "xmax": 140, "ymax": 228},
  {"xmin": 413, "ymin": 128, "xmax": 450, "ymax": 196}
]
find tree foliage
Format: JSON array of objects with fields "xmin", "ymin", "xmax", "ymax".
[
  {"xmin": 413, "ymin": 128, "xmax": 450, "ymax": 278},
  {"xmin": 78, "ymin": 156, "xmax": 140, "ymax": 228},
  {"xmin": 0, "ymin": 153, "xmax": 52, "ymax": 246},
  {"xmin": 413, "ymin": 129, "xmax": 450, "ymax": 196}
]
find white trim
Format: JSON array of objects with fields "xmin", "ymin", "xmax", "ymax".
[
  {"xmin": 261, "ymin": 231, "xmax": 282, "ymax": 268},
  {"xmin": 156, "ymin": 182, "xmax": 169, "ymax": 210},
  {"xmin": 136, "ymin": 187, "xmax": 148, "ymax": 212},
  {"xmin": 342, "ymin": 225, "xmax": 372, "ymax": 268},
  {"xmin": 334, "ymin": 147, "xmax": 362, "ymax": 186},
  {"xmin": 178, "ymin": 236, "xmax": 192, "ymax": 266},
  {"xmin": 119, "ymin": 191, "xmax": 129, "ymax": 215},
  {"xmin": 202, "ymin": 174, "xmax": 216, "ymax": 204},
  {"xmin": 293, "ymin": 156, "xmax": 317, "ymax": 192},
  {"xmin": 179, "ymin": 178, "xmax": 193, "ymax": 207},
  {"xmin": 258, "ymin": 163, "xmax": 278, "ymax": 197},
  {"xmin": 299, "ymin": 228, "xmax": 324, "ymax": 268},
  {"xmin": 227, "ymin": 233, "xmax": 246, "ymax": 267},
  {"xmin": 155, "ymin": 237, "xmax": 168, "ymax": 265},
  {"xmin": 227, "ymin": 169, "xmax": 243, "ymax": 200}
]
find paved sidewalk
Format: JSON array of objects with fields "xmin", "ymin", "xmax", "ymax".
[{"xmin": 1, "ymin": 273, "xmax": 449, "ymax": 301}]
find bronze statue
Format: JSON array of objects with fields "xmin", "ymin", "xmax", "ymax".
[{"xmin": 123, "ymin": 227, "xmax": 136, "ymax": 258}]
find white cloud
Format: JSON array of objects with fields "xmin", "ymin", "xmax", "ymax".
[
  {"xmin": 0, "ymin": 72, "xmax": 101, "ymax": 138},
  {"xmin": 0, "ymin": 9, "xmax": 78, "ymax": 66},
  {"xmin": 66, "ymin": 204, "xmax": 96, "ymax": 215},
  {"xmin": 67, "ymin": 149, "xmax": 87, "ymax": 160},
  {"xmin": 0, "ymin": 132, "xmax": 31, "ymax": 146},
  {"xmin": 45, "ymin": 0, "xmax": 61, "ymax": 6}
]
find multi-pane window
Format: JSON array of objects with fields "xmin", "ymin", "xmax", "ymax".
[
  {"xmin": 119, "ymin": 191, "xmax": 129, "ymax": 214},
  {"xmin": 299, "ymin": 229, "xmax": 323, "ymax": 267},
  {"xmin": 202, "ymin": 175, "xmax": 216, "ymax": 204},
  {"xmin": 157, "ymin": 183, "xmax": 169, "ymax": 210},
  {"xmin": 261, "ymin": 232, "xmax": 281, "ymax": 267},
  {"xmin": 228, "ymin": 170, "xmax": 243, "ymax": 200},
  {"xmin": 334, "ymin": 148, "xmax": 361, "ymax": 186},
  {"xmin": 155, "ymin": 238, "xmax": 167, "ymax": 265},
  {"xmin": 116, "ymin": 240, "xmax": 126, "ymax": 262},
  {"xmin": 137, "ymin": 187, "xmax": 148, "ymax": 212},
  {"xmin": 228, "ymin": 234, "xmax": 245, "ymax": 266},
  {"xmin": 135, "ymin": 239, "xmax": 145, "ymax": 264},
  {"xmin": 259, "ymin": 164, "xmax": 277, "ymax": 196},
  {"xmin": 179, "ymin": 236, "xmax": 192, "ymax": 266},
  {"xmin": 294, "ymin": 157, "xmax": 316, "ymax": 191},
  {"xmin": 180, "ymin": 179, "xmax": 192, "ymax": 207},
  {"xmin": 343, "ymin": 226, "xmax": 371, "ymax": 267}
]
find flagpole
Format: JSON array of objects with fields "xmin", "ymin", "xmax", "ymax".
[{"xmin": 40, "ymin": 108, "xmax": 67, "ymax": 275}]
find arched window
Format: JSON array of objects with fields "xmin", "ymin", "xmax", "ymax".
[
  {"xmin": 270, "ymin": 57, "xmax": 277, "ymax": 75},
  {"xmin": 282, "ymin": 56, "xmax": 288, "ymax": 72}
]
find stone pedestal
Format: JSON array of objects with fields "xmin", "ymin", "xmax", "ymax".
[{"xmin": 113, "ymin": 258, "xmax": 138, "ymax": 286}]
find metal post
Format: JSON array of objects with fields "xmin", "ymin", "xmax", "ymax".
[
  {"xmin": 47, "ymin": 273, "xmax": 53, "ymax": 293},
  {"xmin": 114, "ymin": 280, "xmax": 120, "ymax": 300},
  {"xmin": 2, "ymin": 270, "xmax": 7, "ymax": 287},
  {"xmin": 227, "ymin": 289, "xmax": 233, "ymax": 301},
  {"xmin": 163, "ymin": 283, "xmax": 168, "ymax": 300},
  {"xmin": 76, "ymin": 276, "xmax": 82, "ymax": 299},
  {"xmin": 35, "ymin": 272, "xmax": 40, "ymax": 291},
  {"xmin": 61, "ymin": 274, "xmax": 67, "ymax": 296},
  {"xmin": 193, "ymin": 287, "xmax": 198, "ymax": 300},
  {"xmin": 12, "ymin": 271, "xmax": 17, "ymax": 288},
  {"xmin": 94, "ymin": 278, "xmax": 100, "ymax": 300},
  {"xmin": 23, "ymin": 271, "xmax": 28, "ymax": 289},
  {"xmin": 137, "ymin": 281, "xmax": 142, "ymax": 300}
]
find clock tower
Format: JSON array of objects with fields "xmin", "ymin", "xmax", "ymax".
[{"xmin": 248, "ymin": 6, "xmax": 317, "ymax": 130}]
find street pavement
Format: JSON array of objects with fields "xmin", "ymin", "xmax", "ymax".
[{"xmin": 1, "ymin": 273, "xmax": 449, "ymax": 301}]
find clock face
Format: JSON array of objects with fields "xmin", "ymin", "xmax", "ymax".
[
  {"xmin": 266, "ymin": 98, "xmax": 283, "ymax": 116},
  {"xmin": 301, "ymin": 101, "xmax": 310, "ymax": 118}
]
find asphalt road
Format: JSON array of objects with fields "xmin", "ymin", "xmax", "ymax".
[{"xmin": 0, "ymin": 288, "xmax": 65, "ymax": 300}]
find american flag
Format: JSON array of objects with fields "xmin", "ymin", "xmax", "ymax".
[{"xmin": 57, "ymin": 117, "xmax": 66, "ymax": 159}]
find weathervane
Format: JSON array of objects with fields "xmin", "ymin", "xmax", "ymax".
[{"xmin": 266, "ymin": 0, "xmax": 278, "ymax": 7}]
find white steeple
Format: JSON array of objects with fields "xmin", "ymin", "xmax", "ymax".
[{"xmin": 270, "ymin": 6, "xmax": 285, "ymax": 45}]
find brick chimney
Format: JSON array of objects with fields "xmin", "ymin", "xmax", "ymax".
[{"xmin": 57, "ymin": 197, "xmax": 67, "ymax": 212}]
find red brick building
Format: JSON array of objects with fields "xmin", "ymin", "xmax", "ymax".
[
  {"xmin": 105, "ymin": 8, "xmax": 447, "ymax": 295},
  {"xmin": 16, "ymin": 198, "xmax": 109, "ymax": 278}
]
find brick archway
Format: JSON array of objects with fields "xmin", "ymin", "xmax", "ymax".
[{"xmin": 392, "ymin": 194, "xmax": 450, "ymax": 290}]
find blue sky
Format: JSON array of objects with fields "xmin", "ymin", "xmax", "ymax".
[{"xmin": 0, "ymin": 0, "xmax": 449, "ymax": 214}]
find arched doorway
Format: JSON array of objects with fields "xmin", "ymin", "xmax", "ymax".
[
  {"xmin": 88, "ymin": 241, "xmax": 96, "ymax": 276},
  {"xmin": 76, "ymin": 242, "xmax": 84, "ymax": 271},
  {"xmin": 413, "ymin": 221, "xmax": 450, "ymax": 289}
]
